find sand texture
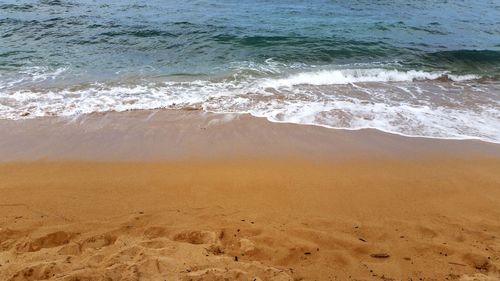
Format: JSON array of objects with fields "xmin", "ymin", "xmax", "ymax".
[
  {"xmin": 1, "ymin": 159, "xmax": 500, "ymax": 281},
  {"xmin": 0, "ymin": 110, "xmax": 500, "ymax": 280}
]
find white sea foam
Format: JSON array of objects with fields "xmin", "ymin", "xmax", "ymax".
[
  {"xmin": 261, "ymin": 69, "xmax": 480, "ymax": 88},
  {"xmin": 18, "ymin": 66, "xmax": 68, "ymax": 82},
  {"xmin": 0, "ymin": 66, "xmax": 69, "ymax": 90},
  {"xmin": 0, "ymin": 68, "xmax": 498, "ymax": 143}
]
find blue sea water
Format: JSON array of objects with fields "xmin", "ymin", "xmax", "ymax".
[{"xmin": 1, "ymin": 0, "xmax": 499, "ymax": 142}]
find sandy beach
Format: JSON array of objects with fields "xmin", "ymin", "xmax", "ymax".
[
  {"xmin": 1, "ymin": 110, "xmax": 500, "ymax": 281},
  {"xmin": 2, "ymin": 1, "xmax": 499, "ymax": 280}
]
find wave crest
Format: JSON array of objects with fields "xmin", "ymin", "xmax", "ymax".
[
  {"xmin": 0, "ymin": 67, "xmax": 498, "ymax": 143},
  {"xmin": 261, "ymin": 69, "xmax": 480, "ymax": 88}
]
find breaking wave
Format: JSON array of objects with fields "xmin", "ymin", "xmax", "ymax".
[
  {"xmin": 261, "ymin": 69, "xmax": 480, "ymax": 87},
  {"xmin": 1, "ymin": 67, "xmax": 498, "ymax": 143}
]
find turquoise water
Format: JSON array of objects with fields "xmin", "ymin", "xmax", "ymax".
[{"xmin": 1, "ymin": 0, "xmax": 499, "ymax": 142}]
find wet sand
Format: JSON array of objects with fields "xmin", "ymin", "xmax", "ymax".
[{"xmin": 1, "ymin": 110, "xmax": 500, "ymax": 281}]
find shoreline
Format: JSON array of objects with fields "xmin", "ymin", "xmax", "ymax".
[
  {"xmin": 2, "ymin": 107, "xmax": 499, "ymax": 145},
  {"xmin": 1, "ymin": 109, "xmax": 499, "ymax": 162},
  {"xmin": 1, "ymin": 109, "xmax": 500, "ymax": 280}
]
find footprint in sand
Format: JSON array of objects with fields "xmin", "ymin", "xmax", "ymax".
[
  {"xmin": 79, "ymin": 233, "xmax": 117, "ymax": 251},
  {"xmin": 173, "ymin": 230, "xmax": 217, "ymax": 245},
  {"xmin": 17, "ymin": 231, "xmax": 75, "ymax": 252},
  {"xmin": 8, "ymin": 262, "xmax": 60, "ymax": 281}
]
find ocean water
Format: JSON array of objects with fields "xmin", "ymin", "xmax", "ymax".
[{"xmin": 1, "ymin": 0, "xmax": 499, "ymax": 142}]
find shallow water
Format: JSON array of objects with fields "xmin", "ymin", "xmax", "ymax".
[{"xmin": 1, "ymin": 0, "xmax": 499, "ymax": 142}]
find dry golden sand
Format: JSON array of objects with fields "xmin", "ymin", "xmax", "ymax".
[{"xmin": 0, "ymin": 110, "xmax": 500, "ymax": 281}]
